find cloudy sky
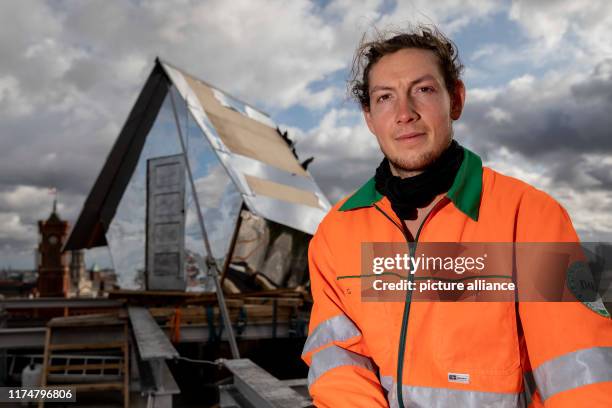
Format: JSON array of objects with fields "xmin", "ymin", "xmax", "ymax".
[{"xmin": 1, "ymin": 0, "xmax": 611, "ymax": 269}]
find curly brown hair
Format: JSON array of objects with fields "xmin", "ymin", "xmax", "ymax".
[{"xmin": 349, "ymin": 25, "xmax": 464, "ymax": 110}]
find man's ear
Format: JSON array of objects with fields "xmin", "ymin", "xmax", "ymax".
[
  {"xmin": 363, "ymin": 105, "xmax": 375, "ymax": 134},
  {"xmin": 450, "ymin": 80, "xmax": 466, "ymax": 120}
]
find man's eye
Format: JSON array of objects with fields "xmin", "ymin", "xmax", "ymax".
[
  {"xmin": 376, "ymin": 94, "xmax": 391, "ymax": 103},
  {"xmin": 418, "ymin": 86, "xmax": 435, "ymax": 93}
]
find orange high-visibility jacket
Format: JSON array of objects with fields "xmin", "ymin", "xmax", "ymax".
[{"xmin": 302, "ymin": 148, "xmax": 612, "ymax": 407}]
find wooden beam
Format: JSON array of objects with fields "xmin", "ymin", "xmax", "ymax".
[{"xmin": 49, "ymin": 341, "xmax": 125, "ymax": 351}]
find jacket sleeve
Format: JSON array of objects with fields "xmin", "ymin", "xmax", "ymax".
[
  {"xmin": 302, "ymin": 223, "xmax": 389, "ymax": 408},
  {"xmin": 516, "ymin": 189, "xmax": 612, "ymax": 407}
]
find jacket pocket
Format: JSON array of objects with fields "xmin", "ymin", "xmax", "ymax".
[{"xmin": 433, "ymin": 302, "xmax": 521, "ymax": 375}]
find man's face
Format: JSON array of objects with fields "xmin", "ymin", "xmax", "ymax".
[{"xmin": 364, "ymin": 48, "xmax": 465, "ymax": 177}]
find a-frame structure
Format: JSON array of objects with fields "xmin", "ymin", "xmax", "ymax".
[{"xmin": 64, "ymin": 58, "xmax": 330, "ymax": 293}]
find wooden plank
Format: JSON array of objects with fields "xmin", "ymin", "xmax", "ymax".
[
  {"xmin": 123, "ymin": 323, "xmax": 129, "ymax": 408},
  {"xmin": 128, "ymin": 306, "xmax": 178, "ymax": 360},
  {"xmin": 181, "ymin": 73, "xmax": 308, "ymax": 176},
  {"xmin": 243, "ymin": 297, "xmax": 303, "ymax": 307},
  {"xmin": 50, "ymin": 325, "xmax": 125, "ymax": 345},
  {"xmin": 49, "ymin": 341, "xmax": 125, "ymax": 351},
  {"xmin": 161, "ymin": 322, "xmax": 300, "ymax": 342},
  {"xmin": 184, "ymin": 297, "xmax": 244, "ymax": 307},
  {"xmin": 148, "ymin": 304, "xmax": 296, "ymax": 328},
  {"xmin": 227, "ymin": 289, "xmax": 303, "ymax": 298},
  {"xmin": 48, "ymin": 313, "xmax": 123, "ymax": 327},
  {"xmin": 245, "ymin": 175, "xmax": 322, "ymax": 209},
  {"xmin": 109, "ymin": 289, "xmax": 216, "ymax": 299},
  {"xmin": 1, "ymin": 298, "xmax": 123, "ymax": 309}
]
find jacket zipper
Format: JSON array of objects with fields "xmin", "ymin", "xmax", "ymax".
[{"xmin": 373, "ymin": 201, "xmax": 446, "ymax": 408}]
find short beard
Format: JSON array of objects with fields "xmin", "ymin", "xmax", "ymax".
[{"xmin": 386, "ymin": 134, "xmax": 453, "ymax": 178}]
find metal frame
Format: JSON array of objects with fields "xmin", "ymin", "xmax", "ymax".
[
  {"xmin": 128, "ymin": 307, "xmax": 180, "ymax": 407},
  {"xmin": 222, "ymin": 359, "xmax": 311, "ymax": 408},
  {"xmin": 64, "ymin": 64, "xmax": 171, "ymax": 251},
  {"xmin": 168, "ymin": 89, "xmax": 240, "ymax": 359}
]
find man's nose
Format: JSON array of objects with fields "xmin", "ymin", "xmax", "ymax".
[{"xmin": 396, "ymin": 96, "xmax": 418, "ymax": 124}]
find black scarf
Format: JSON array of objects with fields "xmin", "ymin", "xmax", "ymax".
[{"xmin": 374, "ymin": 140, "xmax": 464, "ymax": 220}]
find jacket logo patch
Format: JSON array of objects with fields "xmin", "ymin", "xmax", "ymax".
[
  {"xmin": 567, "ymin": 261, "xmax": 611, "ymax": 318},
  {"xmin": 448, "ymin": 372, "xmax": 470, "ymax": 384}
]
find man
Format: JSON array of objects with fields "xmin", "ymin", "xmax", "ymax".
[{"xmin": 301, "ymin": 26, "xmax": 612, "ymax": 407}]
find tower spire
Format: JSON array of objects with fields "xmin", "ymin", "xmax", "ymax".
[{"xmin": 49, "ymin": 187, "xmax": 58, "ymax": 215}]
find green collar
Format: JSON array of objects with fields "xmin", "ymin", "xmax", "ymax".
[{"xmin": 338, "ymin": 147, "xmax": 483, "ymax": 220}]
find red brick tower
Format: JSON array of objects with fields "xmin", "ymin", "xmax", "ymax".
[{"xmin": 37, "ymin": 199, "xmax": 69, "ymax": 297}]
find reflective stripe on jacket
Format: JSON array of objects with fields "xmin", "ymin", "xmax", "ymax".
[{"xmin": 302, "ymin": 148, "xmax": 612, "ymax": 407}]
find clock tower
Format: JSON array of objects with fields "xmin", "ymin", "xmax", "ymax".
[{"xmin": 37, "ymin": 199, "xmax": 69, "ymax": 297}]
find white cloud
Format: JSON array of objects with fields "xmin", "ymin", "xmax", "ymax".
[
  {"xmin": 113, "ymin": 53, "xmax": 149, "ymax": 85},
  {"xmin": 468, "ymin": 87, "xmax": 500, "ymax": 103},
  {"xmin": 470, "ymin": 2, "xmax": 612, "ymax": 80},
  {"xmin": 0, "ymin": 213, "xmax": 35, "ymax": 242},
  {"xmin": 300, "ymin": 87, "xmax": 344, "ymax": 110},
  {"xmin": 0, "ymin": 76, "xmax": 33, "ymax": 117},
  {"xmin": 508, "ymin": 74, "xmax": 534, "ymax": 93},
  {"xmin": 510, "ymin": 0, "xmax": 612, "ymax": 57},
  {"xmin": 0, "ymin": 186, "xmax": 54, "ymax": 213},
  {"xmin": 485, "ymin": 107, "xmax": 512, "ymax": 123},
  {"xmin": 483, "ymin": 147, "xmax": 553, "ymax": 192}
]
